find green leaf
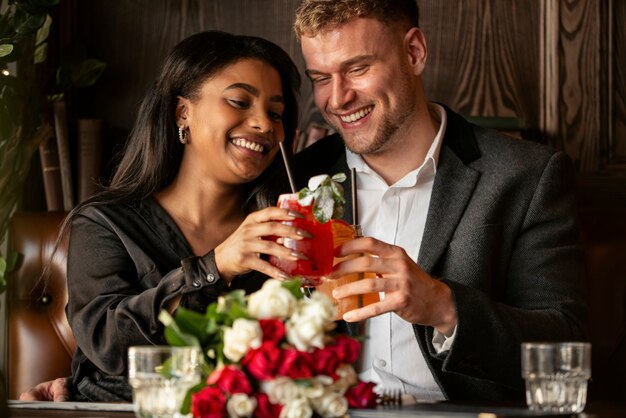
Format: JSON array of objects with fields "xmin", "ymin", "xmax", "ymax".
[
  {"xmin": 159, "ymin": 310, "xmax": 202, "ymax": 348},
  {"xmin": 0, "ymin": 256, "xmax": 7, "ymax": 294},
  {"xmin": 0, "ymin": 44, "xmax": 13, "ymax": 58},
  {"xmin": 179, "ymin": 381, "xmax": 205, "ymax": 415},
  {"xmin": 34, "ymin": 14, "xmax": 52, "ymax": 46},
  {"xmin": 13, "ymin": 6, "xmax": 46, "ymax": 35},
  {"xmin": 312, "ymin": 185, "xmax": 334, "ymax": 223},
  {"xmin": 70, "ymin": 58, "xmax": 106, "ymax": 88},
  {"xmin": 33, "ymin": 41, "xmax": 46, "ymax": 64},
  {"xmin": 331, "ymin": 172, "xmax": 347, "ymax": 183},
  {"xmin": 281, "ymin": 278, "xmax": 304, "ymax": 299}
]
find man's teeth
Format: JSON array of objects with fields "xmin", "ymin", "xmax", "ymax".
[
  {"xmin": 232, "ymin": 138, "xmax": 265, "ymax": 152},
  {"xmin": 340, "ymin": 106, "xmax": 373, "ymax": 123}
]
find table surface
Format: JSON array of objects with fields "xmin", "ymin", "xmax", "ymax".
[{"xmin": 7, "ymin": 400, "xmax": 626, "ymax": 418}]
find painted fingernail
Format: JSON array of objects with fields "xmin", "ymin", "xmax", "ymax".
[
  {"xmin": 287, "ymin": 210, "xmax": 304, "ymax": 218},
  {"xmin": 296, "ymin": 229, "xmax": 314, "ymax": 238},
  {"xmin": 290, "ymin": 251, "xmax": 310, "ymax": 261}
]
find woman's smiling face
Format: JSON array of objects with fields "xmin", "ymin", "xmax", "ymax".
[{"xmin": 178, "ymin": 58, "xmax": 285, "ymax": 185}]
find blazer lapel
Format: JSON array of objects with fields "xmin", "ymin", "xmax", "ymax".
[{"xmin": 418, "ymin": 110, "xmax": 481, "ymax": 274}]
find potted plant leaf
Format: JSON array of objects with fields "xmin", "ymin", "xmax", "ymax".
[
  {"xmin": 0, "ymin": 0, "xmax": 105, "ymax": 292},
  {"xmin": 0, "ymin": 0, "xmax": 59, "ymax": 292}
]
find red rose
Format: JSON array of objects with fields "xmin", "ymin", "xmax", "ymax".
[
  {"xmin": 254, "ymin": 392, "xmax": 283, "ymax": 418},
  {"xmin": 310, "ymin": 346, "xmax": 341, "ymax": 379},
  {"xmin": 241, "ymin": 342, "xmax": 282, "ymax": 380},
  {"xmin": 345, "ymin": 381, "xmax": 377, "ymax": 409},
  {"xmin": 191, "ymin": 386, "xmax": 226, "ymax": 418},
  {"xmin": 206, "ymin": 365, "xmax": 252, "ymax": 395},
  {"xmin": 333, "ymin": 334, "xmax": 361, "ymax": 364},
  {"xmin": 277, "ymin": 348, "xmax": 313, "ymax": 379},
  {"xmin": 259, "ymin": 319, "xmax": 285, "ymax": 344}
]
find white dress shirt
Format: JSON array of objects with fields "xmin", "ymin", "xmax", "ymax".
[{"xmin": 346, "ymin": 103, "xmax": 453, "ymax": 401}]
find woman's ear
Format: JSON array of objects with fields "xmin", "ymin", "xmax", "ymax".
[
  {"xmin": 405, "ymin": 27, "xmax": 428, "ymax": 76},
  {"xmin": 175, "ymin": 96, "xmax": 190, "ymax": 127}
]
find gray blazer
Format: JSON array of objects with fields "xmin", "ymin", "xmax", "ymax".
[{"xmin": 292, "ymin": 107, "xmax": 587, "ymax": 401}]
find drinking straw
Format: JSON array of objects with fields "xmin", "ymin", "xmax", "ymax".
[
  {"xmin": 279, "ymin": 141, "xmax": 297, "ymax": 193},
  {"xmin": 351, "ymin": 168, "xmax": 362, "ymax": 237}
]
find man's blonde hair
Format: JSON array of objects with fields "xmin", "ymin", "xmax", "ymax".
[{"xmin": 294, "ymin": 0, "xmax": 420, "ymax": 39}]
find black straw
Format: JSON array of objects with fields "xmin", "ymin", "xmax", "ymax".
[{"xmin": 351, "ymin": 168, "xmax": 361, "ymax": 236}]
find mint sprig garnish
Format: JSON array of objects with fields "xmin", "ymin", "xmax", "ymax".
[{"xmin": 298, "ymin": 173, "xmax": 347, "ymax": 223}]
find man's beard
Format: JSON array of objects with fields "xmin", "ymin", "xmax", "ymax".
[{"xmin": 334, "ymin": 104, "xmax": 413, "ymax": 156}]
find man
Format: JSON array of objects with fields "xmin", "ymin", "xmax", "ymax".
[{"xmin": 291, "ymin": 0, "xmax": 586, "ymax": 402}]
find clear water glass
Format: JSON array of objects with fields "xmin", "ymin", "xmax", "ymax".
[
  {"xmin": 128, "ymin": 346, "xmax": 202, "ymax": 418},
  {"xmin": 521, "ymin": 342, "xmax": 591, "ymax": 413}
]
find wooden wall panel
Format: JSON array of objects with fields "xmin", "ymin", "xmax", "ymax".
[
  {"xmin": 613, "ymin": 1, "xmax": 626, "ymax": 162},
  {"xmin": 74, "ymin": 0, "xmax": 306, "ymax": 168},
  {"xmin": 554, "ymin": 0, "xmax": 604, "ymax": 171},
  {"xmin": 420, "ymin": 0, "xmax": 541, "ymax": 131},
  {"xmin": 68, "ymin": 0, "xmax": 624, "ymax": 177}
]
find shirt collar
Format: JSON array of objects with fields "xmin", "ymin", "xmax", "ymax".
[{"xmin": 346, "ymin": 102, "xmax": 447, "ymax": 187}]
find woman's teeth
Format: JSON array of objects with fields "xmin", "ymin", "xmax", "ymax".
[
  {"xmin": 232, "ymin": 138, "xmax": 265, "ymax": 153},
  {"xmin": 340, "ymin": 106, "xmax": 373, "ymax": 123}
]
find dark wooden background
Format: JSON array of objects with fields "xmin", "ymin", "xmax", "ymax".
[{"xmin": 23, "ymin": 0, "xmax": 626, "ymax": 206}]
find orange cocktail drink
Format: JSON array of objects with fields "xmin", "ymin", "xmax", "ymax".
[
  {"xmin": 268, "ymin": 193, "xmax": 334, "ymax": 286},
  {"xmin": 316, "ymin": 220, "xmax": 380, "ymax": 320}
]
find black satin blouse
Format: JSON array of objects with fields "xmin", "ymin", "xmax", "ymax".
[{"xmin": 66, "ymin": 197, "xmax": 266, "ymax": 401}]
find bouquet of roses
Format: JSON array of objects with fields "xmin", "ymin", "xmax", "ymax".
[{"xmin": 159, "ymin": 278, "xmax": 377, "ymax": 418}]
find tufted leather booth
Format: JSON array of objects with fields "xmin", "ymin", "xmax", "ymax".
[{"xmin": 6, "ymin": 211, "xmax": 75, "ymax": 399}]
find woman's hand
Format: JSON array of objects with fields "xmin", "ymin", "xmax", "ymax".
[
  {"xmin": 214, "ymin": 206, "xmax": 311, "ymax": 283},
  {"xmin": 19, "ymin": 377, "xmax": 69, "ymax": 402}
]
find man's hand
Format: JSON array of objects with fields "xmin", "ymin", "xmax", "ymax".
[
  {"xmin": 328, "ymin": 237, "xmax": 458, "ymax": 336},
  {"xmin": 19, "ymin": 377, "xmax": 69, "ymax": 402}
]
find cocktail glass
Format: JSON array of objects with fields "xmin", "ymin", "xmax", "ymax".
[
  {"xmin": 269, "ymin": 193, "xmax": 334, "ymax": 286},
  {"xmin": 316, "ymin": 220, "xmax": 379, "ymax": 320},
  {"xmin": 128, "ymin": 346, "xmax": 201, "ymax": 418}
]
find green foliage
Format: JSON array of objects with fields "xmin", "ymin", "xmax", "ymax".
[
  {"xmin": 0, "ymin": 251, "xmax": 17, "ymax": 294},
  {"xmin": 0, "ymin": 1, "xmax": 105, "ymax": 295},
  {"xmin": 0, "ymin": 1, "xmax": 59, "ymax": 294},
  {"xmin": 161, "ymin": 279, "xmax": 304, "ymax": 371},
  {"xmin": 298, "ymin": 172, "xmax": 347, "ymax": 223}
]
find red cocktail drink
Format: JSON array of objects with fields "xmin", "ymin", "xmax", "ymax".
[{"xmin": 269, "ymin": 193, "xmax": 334, "ymax": 286}]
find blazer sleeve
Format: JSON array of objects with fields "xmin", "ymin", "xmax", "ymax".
[{"xmin": 433, "ymin": 151, "xmax": 587, "ymax": 392}]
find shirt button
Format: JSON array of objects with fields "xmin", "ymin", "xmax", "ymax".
[
  {"xmin": 376, "ymin": 359, "xmax": 387, "ymax": 368},
  {"xmin": 192, "ymin": 279, "xmax": 201, "ymax": 288},
  {"xmin": 206, "ymin": 273, "xmax": 216, "ymax": 283}
]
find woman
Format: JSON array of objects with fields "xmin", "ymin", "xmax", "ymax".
[{"xmin": 60, "ymin": 31, "xmax": 303, "ymax": 402}]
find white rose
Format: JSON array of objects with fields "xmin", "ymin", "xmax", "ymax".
[
  {"xmin": 226, "ymin": 393, "xmax": 257, "ymax": 418},
  {"xmin": 285, "ymin": 310, "xmax": 326, "ymax": 351},
  {"xmin": 285, "ymin": 295, "xmax": 336, "ymax": 351},
  {"xmin": 261, "ymin": 377, "xmax": 300, "ymax": 405},
  {"xmin": 331, "ymin": 365, "xmax": 358, "ymax": 394},
  {"xmin": 248, "ymin": 279, "xmax": 296, "ymax": 320},
  {"xmin": 223, "ymin": 318, "xmax": 262, "ymax": 362},
  {"xmin": 279, "ymin": 397, "xmax": 313, "ymax": 418},
  {"xmin": 311, "ymin": 389, "xmax": 348, "ymax": 418},
  {"xmin": 302, "ymin": 292, "xmax": 336, "ymax": 330},
  {"xmin": 300, "ymin": 376, "xmax": 332, "ymax": 400}
]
